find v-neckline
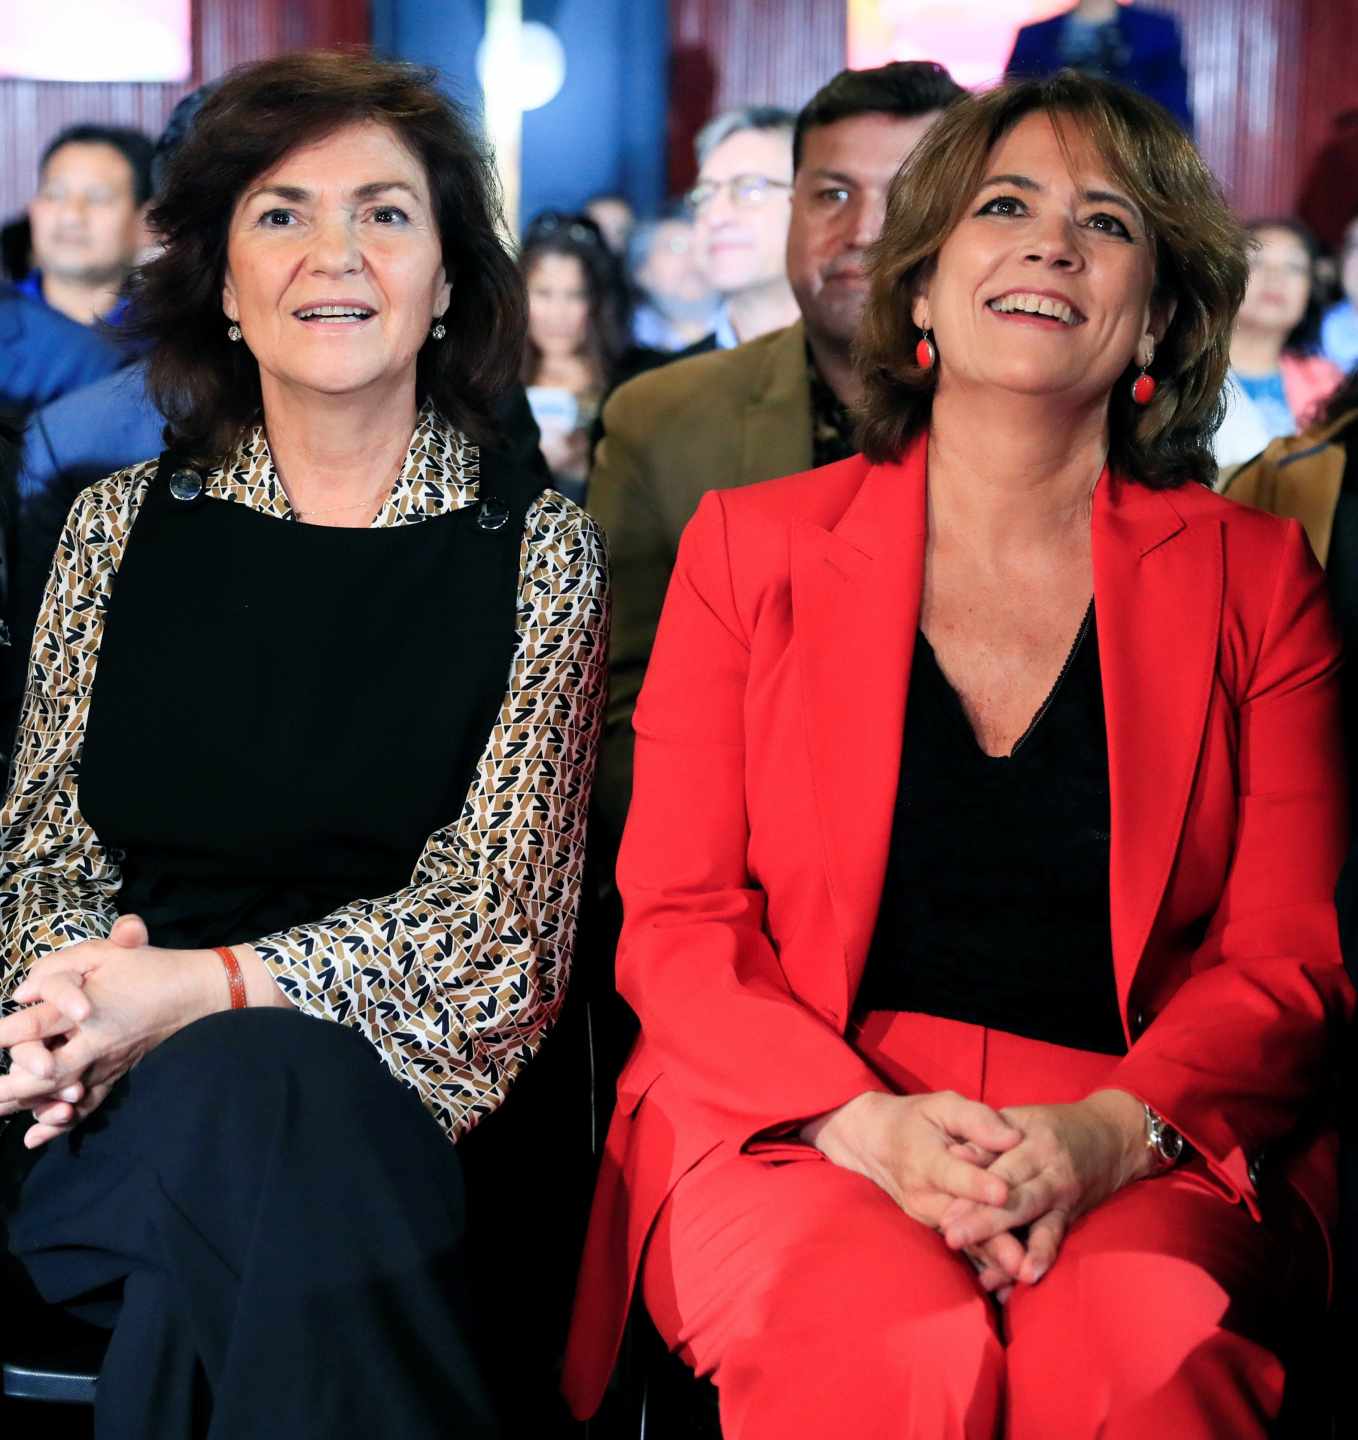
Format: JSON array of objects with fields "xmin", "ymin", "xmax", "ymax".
[{"xmin": 918, "ymin": 599, "xmax": 1095, "ymax": 761}]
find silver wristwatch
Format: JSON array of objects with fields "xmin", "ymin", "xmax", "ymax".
[{"xmin": 1144, "ymin": 1104, "xmax": 1184, "ymax": 1169}]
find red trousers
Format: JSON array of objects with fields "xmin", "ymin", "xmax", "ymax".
[{"xmin": 641, "ymin": 1013, "xmax": 1324, "ymax": 1440}]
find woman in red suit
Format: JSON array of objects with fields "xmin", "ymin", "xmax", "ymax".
[{"xmin": 565, "ymin": 72, "xmax": 1351, "ymax": 1438}]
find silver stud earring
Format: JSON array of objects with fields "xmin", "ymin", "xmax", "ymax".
[
  {"xmin": 430, "ymin": 321, "xmax": 447, "ymax": 341},
  {"xmin": 227, "ymin": 323, "xmax": 242, "ymax": 342}
]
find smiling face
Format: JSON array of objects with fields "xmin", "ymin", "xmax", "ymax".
[
  {"xmin": 221, "ymin": 121, "xmax": 450, "ymax": 406},
  {"xmin": 913, "ymin": 112, "xmax": 1163, "ymax": 406},
  {"xmin": 527, "ymin": 251, "xmax": 591, "ymax": 359}
]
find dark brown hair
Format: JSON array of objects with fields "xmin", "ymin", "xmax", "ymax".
[
  {"xmin": 129, "ymin": 50, "xmax": 526, "ymax": 459},
  {"xmin": 856, "ymin": 71, "xmax": 1250, "ymax": 489},
  {"xmin": 793, "ymin": 62, "xmax": 964, "ymax": 172}
]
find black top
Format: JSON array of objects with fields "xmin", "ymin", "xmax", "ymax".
[
  {"xmin": 857, "ymin": 604, "xmax": 1127, "ymax": 1055},
  {"xmin": 77, "ymin": 447, "xmax": 541, "ymax": 952}
]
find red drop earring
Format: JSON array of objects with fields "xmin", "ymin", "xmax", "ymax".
[
  {"xmin": 1131, "ymin": 368, "xmax": 1156, "ymax": 405},
  {"xmin": 915, "ymin": 329, "xmax": 936, "ymax": 371}
]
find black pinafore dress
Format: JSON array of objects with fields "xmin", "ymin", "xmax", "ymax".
[{"xmin": 78, "ymin": 447, "xmax": 541, "ymax": 952}]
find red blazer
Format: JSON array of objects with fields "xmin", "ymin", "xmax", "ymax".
[{"xmin": 563, "ymin": 432, "xmax": 1352, "ymax": 1418}]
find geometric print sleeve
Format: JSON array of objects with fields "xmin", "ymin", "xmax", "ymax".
[
  {"xmin": 251, "ymin": 490, "xmax": 610, "ymax": 1140},
  {"xmin": 0, "ymin": 467, "xmax": 155, "ymax": 1003}
]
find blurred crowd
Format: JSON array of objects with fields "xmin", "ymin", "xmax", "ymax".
[
  {"xmin": 2, "ymin": 0, "xmax": 1358, "ymax": 696},
  {"xmin": 0, "ymin": 8, "xmax": 1353, "ymax": 527}
]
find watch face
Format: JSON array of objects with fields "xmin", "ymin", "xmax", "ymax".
[{"xmin": 1148, "ymin": 1113, "xmax": 1183, "ymax": 1164}]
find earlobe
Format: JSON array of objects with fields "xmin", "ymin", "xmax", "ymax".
[{"xmin": 222, "ymin": 271, "xmax": 239, "ymax": 324}]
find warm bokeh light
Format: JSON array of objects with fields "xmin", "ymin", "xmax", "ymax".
[{"xmin": 0, "ymin": 0, "xmax": 191, "ymax": 82}]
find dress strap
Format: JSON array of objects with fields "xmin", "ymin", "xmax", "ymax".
[{"xmin": 474, "ymin": 436, "xmax": 545, "ymax": 538}]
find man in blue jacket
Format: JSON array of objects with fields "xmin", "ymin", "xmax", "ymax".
[
  {"xmin": 1006, "ymin": 0, "xmax": 1193, "ymax": 132},
  {"xmin": 0, "ymin": 284, "xmax": 122, "ymax": 421}
]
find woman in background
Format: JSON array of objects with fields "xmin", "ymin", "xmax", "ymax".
[
  {"xmin": 520, "ymin": 213, "xmax": 629, "ymax": 503},
  {"xmin": 1217, "ymin": 218, "xmax": 1342, "ymax": 470}
]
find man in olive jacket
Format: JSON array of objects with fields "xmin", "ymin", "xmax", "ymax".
[{"xmin": 589, "ymin": 61, "xmax": 961, "ymax": 839}]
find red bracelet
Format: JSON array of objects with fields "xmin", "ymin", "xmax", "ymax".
[{"xmin": 214, "ymin": 945, "xmax": 247, "ymax": 1011}]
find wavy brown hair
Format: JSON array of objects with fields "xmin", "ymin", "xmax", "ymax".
[
  {"xmin": 856, "ymin": 71, "xmax": 1250, "ymax": 489},
  {"xmin": 129, "ymin": 51, "xmax": 526, "ymax": 460}
]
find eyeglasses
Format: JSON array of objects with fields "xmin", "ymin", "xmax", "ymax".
[
  {"xmin": 524, "ymin": 211, "xmax": 608, "ymax": 248},
  {"xmin": 684, "ymin": 174, "xmax": 792, "ymax": 214}
]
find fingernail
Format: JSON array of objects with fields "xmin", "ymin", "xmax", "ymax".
[{"xmin": 59, "ymin": 1085, "xmax": 82, "ymax": 1102}]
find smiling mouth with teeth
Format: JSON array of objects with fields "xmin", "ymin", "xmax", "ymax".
[
  {"xmin": 986, "ymin": 293, "xmax": 1082, "ymax": 325},
  {"xmin": 296, "ymin": 305, "xmax": 375, "ymax": 323}
]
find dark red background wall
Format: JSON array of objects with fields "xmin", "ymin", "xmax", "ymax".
[
  {"xmin": 0, "ymin": 0, "xmax": 368, "ymax": 222},
  {"xmin": 666, "ymin": 0, "xmax": 1358, "ymax": 233}
]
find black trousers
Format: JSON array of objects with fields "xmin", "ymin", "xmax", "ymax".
[{"xmin": 1, "ymin": 1009, "xmax": 501, "ymax": 1439}]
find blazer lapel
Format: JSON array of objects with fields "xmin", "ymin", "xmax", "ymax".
[
  {"xmin": 791, "ymin": 438, "xmax": 927, "ymax": 1025},
  {"xmin": 1094, "ymin": 473, "xmax": 1223, "ymax": 1018},
  {"xmin": 742, "ymin": 321, "xmax": 814, "ymax": 486}
]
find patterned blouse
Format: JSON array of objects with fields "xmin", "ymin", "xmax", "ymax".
[{"xmin": 0, "ymin": 406, "xmax": 609, "ymax": 1141}]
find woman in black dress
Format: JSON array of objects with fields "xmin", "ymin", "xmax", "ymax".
[{"xmin": 0, "ymin": 52, "xmax": 607, "ymax": 1438}]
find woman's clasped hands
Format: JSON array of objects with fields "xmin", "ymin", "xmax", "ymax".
[
  {"xmin": 0, "ymin": 915, "xmax": 228, "ymax": 1148},
  {"xmin": 801, "ymin": 1087, "xmax": 1150, "ymax": 1302}
]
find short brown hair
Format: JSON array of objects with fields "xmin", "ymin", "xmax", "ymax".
[
  {"xmin": 856, "ymin": 71, "xmax": 1249, "ymax": 489},
  {"xmin": 130, "ymin": 51, "xmax": 525, "ymax": 459}
]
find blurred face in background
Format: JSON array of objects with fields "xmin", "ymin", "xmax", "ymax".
[
  {"xmin": 527, "ymin": 251, "xmax": 591, "ymax": 358},
  {"xmin": 690, "ymin": 127, "xmax": 793, "ymax": 297},
  {"xmin": 1342, "ymin": 217, "xmax": 1358, "ymax": 308},
  {"xmin": 29, "ymin": 141, "xmax": 147, "ymax": 285},
  {"xmin": 1236, "ymin": 226, "xmax": 1312, "ymax": 343},
  {"xmin": 636, "ymin": 218, "xmax": 713, "ymax": 310},
  {"xmin": 787, "ymin": 110, "xmax": 941, "ymax": 353}
]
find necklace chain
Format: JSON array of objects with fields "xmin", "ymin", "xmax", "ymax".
[{"xmin": 275, "ymin": 445, "xmax": 407, "ymax": 522}]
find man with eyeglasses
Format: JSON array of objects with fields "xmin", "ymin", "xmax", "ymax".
[
  {"xmin": 588, "ymin": 61, "xmax": 965, "ymax": 843},
  {"xmin": 685, "ymin": 107, "xmax": 800, "ymax": 354}
]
